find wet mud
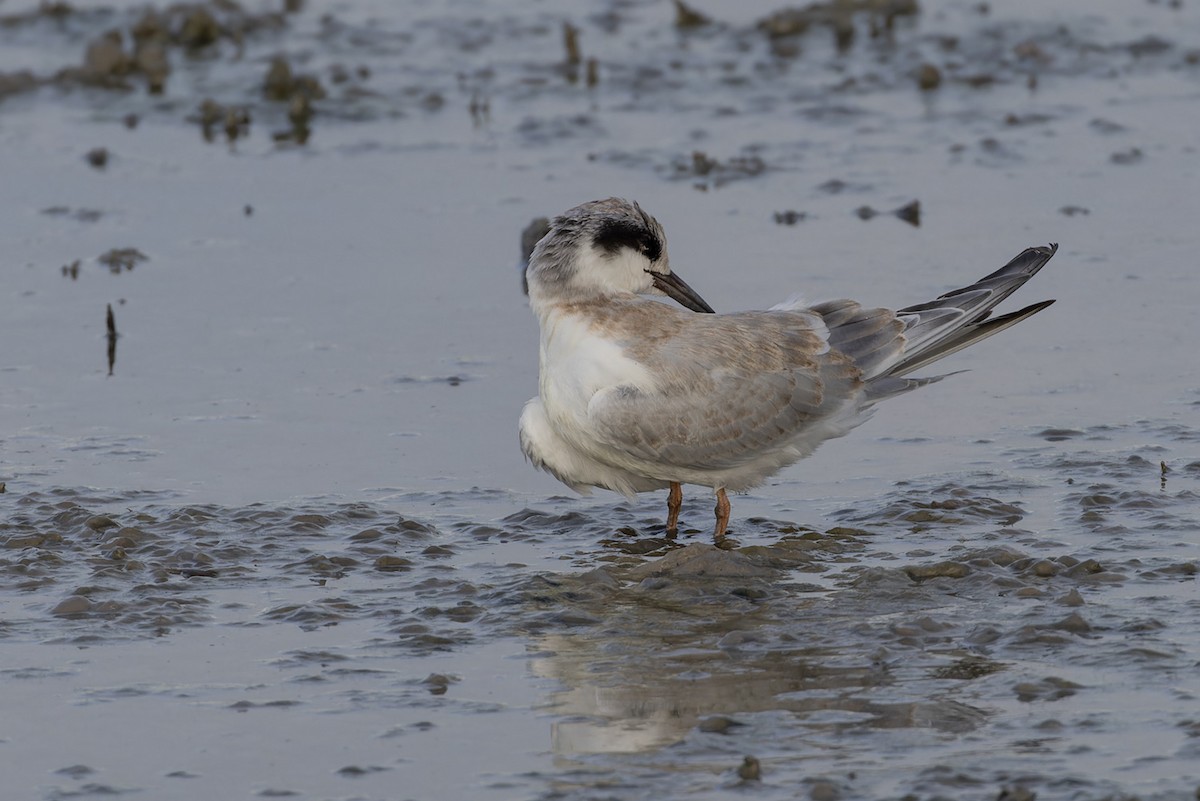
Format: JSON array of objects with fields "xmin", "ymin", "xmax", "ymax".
[
  {"xmin": 3, "ymin": 419, "xmax": 1198, "ymax": 799},
  {"xmin": 2, "ymin": 0, "xmax": 1199, "ymax": 799}
]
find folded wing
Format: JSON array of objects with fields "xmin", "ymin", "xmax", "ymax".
[{"xmin": 587, "ymin": 312, "xmax": 867, "ymax": 473}]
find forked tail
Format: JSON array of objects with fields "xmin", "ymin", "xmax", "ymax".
[
  {"xmin": 887, "ymin": 243, "xmax": 1058, "ymax": 376},
  {"xmin": 813, "ymin": 244, "xmax": 1059, "ymax": 402}
]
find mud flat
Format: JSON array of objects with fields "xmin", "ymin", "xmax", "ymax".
[{"xmin": 1, "ymin": 1, "xmax": 1198, "ymax": 799}]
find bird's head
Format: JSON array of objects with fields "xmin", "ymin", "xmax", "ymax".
[{"xmin": 525, "ymin": 198, "xmax": 714, "ymax": 313}]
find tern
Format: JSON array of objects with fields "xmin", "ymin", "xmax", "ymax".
[{"xmin": 519, "ymin": 198, "xmax": 1056, "ymax": 541}]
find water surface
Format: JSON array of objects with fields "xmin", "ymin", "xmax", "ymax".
[{"xmin": 2, "ymin": 1, "xmax": 1198, "ymax": 799}]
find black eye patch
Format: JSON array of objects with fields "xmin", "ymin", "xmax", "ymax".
[{"xmin": 593, "ymin": 217, "xmax": 662, "ymax": 262}]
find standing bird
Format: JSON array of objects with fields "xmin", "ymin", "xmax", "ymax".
[{"xmin": 519, "ymin": 198, "xmax": 1056, "ymax": 541}]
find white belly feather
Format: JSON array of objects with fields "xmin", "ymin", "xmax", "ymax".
[
  {"xmin": 538, "ymin": 309, "xmax": 654, "ymax": 439},
  {"xmin": 519, "ymin": 307, "xmax": 670, "ymax": 497}
]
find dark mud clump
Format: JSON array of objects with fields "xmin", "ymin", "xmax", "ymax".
[
  {"xmin": 97, "ymin": 247, "xmax": 148, "ymax": 274},
  {"xmin": 855, "ymin": 199, "xmax": 921, "ymax": 226}
]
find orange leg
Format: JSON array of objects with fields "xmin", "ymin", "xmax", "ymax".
[
  {"xmin": 665, "ymin": 482, "xmax": 682, "ymax": 535},
  {"xmin": 714, "ymin": 488, "xmax": 730, "ymax": 541}
]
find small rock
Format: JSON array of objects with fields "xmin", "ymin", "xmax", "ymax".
[
  {"xmin": 336, "ymin": 765, "xmax": 381, "ymax": 777},
  {"xmin": 1065, "ymin": 559, "xmax": 1103, "ymax": 578},
  {"xmin": 697, "ymin": 715, "xmax": 744, "ymax": 734},
  {"xmin": 1030, "ymin": 559, "xmax": 1058, "ymax": 577},
  {"xmin": 84, "ymin": 30, "xmax": 131, "ymax": 77},
  {"xmin": 811, "ymin": 780, "xmax": 841, "ymax": 801},
  {"xmin": 1050, "ymin": 612, "xmax": 1091, "ymax": 634},
  {"xmin": 774, "ymin": 210, "xmax": 808, "ymax": 225},
  {"xmin": 893, "ymin": 199, "xmax": 920, "ymax": 227},
  {"xmin": 1056, "ymin": 588, "xmax": 1085, "ymax": 607},
  {"xmin": 195, "ymin": 98, "xmax": 224, "ymax": 141},
  {"xmin": 759, "ymin": 7, "xmax": 817, "ymax": 38},
  {"xmin": 933, "ymin": 655, "xmax": 1004, "ymax": 680},
  {"xmin": 131, "ymin": 9, "xmax": 169, "ymax": 44},
  {"xmin": 562, "ymin": 22, "xmax": 581, "ymax": 65},
  {"xmin": 223, "ymin": 107, "xmax": 251, "ymax": 143},
  {"xmin": 179, "ymin": 8, "xmax": 220, "ymax": 49},
  {"xmin": 611, "ymin": 537, "xmax": 672, "ymax": 555},
  {"xmin": 85, "ymin": 515, "xmax": 119, "ymax": 532},
  {"xmin": 673, "ymin": 0, "xmax": 711, "ymax": 29},
  {"xmin": 134, "ymin": 40, "xmax": 170, "ymax": 94},
  {"xmin": 576, "ymin": 567, "xmax": 619, "ymax": 588},
  {"xmin": 1014, "ymin": 676, "xmax": 1081, "ymax": 702},
  {"xmin": 917, "ymin": 63, "xmax": 942, "ymax": 90},
  {"xmin": 263, "ymin": 56, "xmax": 294, "ymax": 101},
  {"xmin": 55, "ymin": 765, "xmax": 95, "ymax": 779},
  {"xmin": 737, "ymin": 755, "xmax": 761, "ymax": 781},
  {"xmin": 422, "ymin": 673, "xmax": 456, "ymax": 695},
  {"xmin": 1110, "ymin": 147, "xmax": 1144, "ymax": 165},
  {"xmin": 98, "ymin": 248, "xmax": 148, "ymax": 273},
  {"xmin": 53, "ymin": 595, "xmax": 92, "ymax": 615},
  {"xmin": 905, "ymin": 561, "xmax": 970, "ymax": 581},
  {"xmin": 288, "ymin": 93, "xmax": 313, "ymax": 130},
  {"xmin": 85, "ymin": 148, "xmax": 109, "ymax": 169},
  {"xmin": 717, "ymin": 630, "xmax": 766, "ymax": 648}
]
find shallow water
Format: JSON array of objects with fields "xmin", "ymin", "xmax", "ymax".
[{"xmin": 2, "ymin": 1, "xmax": 1199, "ymax": 799}]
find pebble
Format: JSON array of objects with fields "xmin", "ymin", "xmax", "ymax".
[
  {"xmin": 1051, "ymin": 612, "xmax": 1092, "ymax": 634},
  {"xmin": 1057, "ymin": 589, "xmax": 1085, "ymax": 607},
  {"xmin": 373, "ymin": 556, "xmax": 413, "ymax": 571},
  {"xmin": 52, "ymin": 595, "xmax": 91, "ymax": 615},
  {"xmin": 85, "ymin": 148, "xmax": 109, "ymax": 169},
  {"xmin": 697, "ymin": 715, "xmax": 744, "ymax": 734},
  {"xmin": 84, "ymin": 31, "xmax": 130, "ymax": 76},
  {"xmin": 1065, "ymin": 559, "xmax": 1104, "ymax": 578},
  {"xmin": 422, "ymin": 673, "xmax": 456, "ymax": 695},
  {"xmin": 1030, "ymin": 559, "xmax": 1058, "ymax": 577},
  {"xmin": 135, "ymin": 40, "xmax": 169, "ymax": 94},
  {"xmin": 917, "ymin": 62, "xmax": 942, "ymax": 90},
  {"xmin": 905, "ymin": 561, "xmax": 970, "ymax": 581},
  {"xmin": 737, "ymin": 755, "xmax": 761, "ymax": 781},
  {"xmin": 810, "ymin": 780, "xmax": 841, "ymax": 800},
  {"xmin": 85, "ymin": 515, "xmax": 118, "ymax": 532},
  {"xmin": 179, "ymin": 8, "xmax": 220, "ymax": 49}
]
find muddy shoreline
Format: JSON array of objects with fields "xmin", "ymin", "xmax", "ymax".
[{"xmin": 3, "ymin": 1, "xmax": 1199, "ymax": 799}]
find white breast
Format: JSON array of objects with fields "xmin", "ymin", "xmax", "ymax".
[{"xmin": 537, "ymin": 307, "xmax": 655, "ymax": 436}]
